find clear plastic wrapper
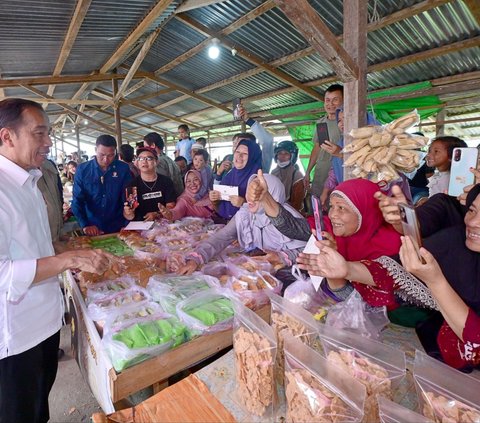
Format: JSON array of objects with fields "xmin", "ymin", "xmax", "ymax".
[
  {"xmin": 413, "ymin": 350, "xmax": 480, "ymax": 423},
  {"xmin": 87, "ymin": 286, "xmax": 151, "ymax": 322},
  {"xmin": 284, "ymin": 335, "xmax": 365, "ymax": 423},
  {"xmin": 226, "ymin": 271, "xmax": 282, "ymax": 310},
  {"xmin": 325, "ymin": 290, "xmax": 389, "ymax": 340},
  {"xmin": 147, "ymin": 273, "xmax": 217, "ymax": 314},
  {"xmin": 133, "ymin": 244, "xmax": 166, "ymax": 265},
  {"xmin": 85, "ymin": 276, "xmax": 136, "ymax": 301},
  {"xmin": 267, "ymin": 291, "xmax": 320, "ymax": 386},
  {"xmin": 318, "ymin": 325, "xmax": 406, "ymax": 423},
  {"xmin": 228, "ymin": 255, "xmax": 272, "ymax": 273},
  {"xmin": 176, "ymin": 288, "xmax": 234, "ymax": 334},
  {"xmin": 377, "ymin": 396, "xmax": 432, "ymax": 423},
  {"xmin": 233, "ymin": 300, "xmax": 277, "ymax": 418},
  {"xmin": 154, "ymin": 234, "xmax": 194, "ymax": 253},
  {"xmin": 283, "ymin": 267, "xmax": 338, "ymax": 320},
  {"xmin": 102, "ymin": 312, "xmax": 190, "ymax": 372},
  {"xmin": 201, "ymin": 261, "xmax": 246, "ymax": 286},
  {"xmin": 166, "ymin": 251, "xmax": 187, "ymax": 273}
]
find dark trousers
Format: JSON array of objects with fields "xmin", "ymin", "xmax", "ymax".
[{"xmin": 0, "ymin": 330, "xmax": 60, "ymax": 423}]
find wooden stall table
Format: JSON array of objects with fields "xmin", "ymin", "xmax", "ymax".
[{"xmin": 63, "ymin": 270, "xmax": 270, "ymax": 414}]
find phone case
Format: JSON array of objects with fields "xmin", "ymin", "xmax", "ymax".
[
  {"xmin": 310, "ymin": 196, "xmax": 323, "ymax": 240},
  {"xmin": 448, "ymin": 147, "xmax": 479, "ymax": 197},
  {"xmin": 399, "ymin": 203, "xmax": 423, "ymax": 260},
  {"xmin": 233, "ymin": 98, "xmax": 242, "ymax": 121},
  {"xmin": 316, "ymin": 123, "xmax": 330, "ymax": 145}
]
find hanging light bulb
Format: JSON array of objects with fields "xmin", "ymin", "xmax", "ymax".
[
  {"xmin": 208, "ymin": 39, "xmax": 220, "ymax": 60},
  {"xmin": 84, "ymin": 119, "xmax": 89, "ymax": 125}
]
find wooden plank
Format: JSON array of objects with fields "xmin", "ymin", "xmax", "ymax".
[
  {"xmin": 114, "ymin": 29, "xmax": 161, "ymax": 103},
  {"xmin": 47, "ymin": 0, "xmax": 92, "ymax": 97},
  {"xmin": 176, "ymin": 14, "xmax": 324, "ymax": 101},
  {"xmin": 100, "ymin": 0, "xmax": 174, "ymax": 72},
  {"xmin": 146, "ymin": 74, "xmax": 233, "ymax": 113},
  {"xmin": 273, "ymin": 0, "xmax": 358, "ymax": 82},
  {"xmin": 123, "ymin": 79, "xmax": 147, "ymax": 97},
  {"xmin": 109, "ymin": 304, "xmax": 270, "ymax": 402},
  {"xmin": 175, "ymin": 0, "xmax": 226, "ymax": 13},
  {"xmin": 343, "ymin": 0, "xmax": 368, "ymax": 135},
  {"xmin": 369, "ymin": 36, "xmax": 480, "ymax": 73},
  {"xmin": 463, "ymin": 0, "xmax": 480, "ymax": 26},
  {"xmin": 112, "ymin": 74, "xmax": 123, "ymax": 147},
  {"xmin": 0, "ymin": 72, "xmax": 150, "ymax": 89},
  {"xmin": 0, "ymin": 97, "xmax": 110, "ymax": 106},
  {"xmin": 20, "ymin": 85, "xmax": 118, "ymax": 135}
]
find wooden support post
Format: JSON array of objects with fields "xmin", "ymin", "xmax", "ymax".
[
  {"xmin": 343, "ymin": 0, "xmax": 368, "ymax": 181},
  {"xmin": 112, "ymin": 71, "xmax": 123, "ymax": 148},
  {"xmin": 75, "ymin": 125, "xmax": 81, "ymax": 156},
  {"xmin": 435, "ymin": 109, "xmax": 446, "ymax": 137}
]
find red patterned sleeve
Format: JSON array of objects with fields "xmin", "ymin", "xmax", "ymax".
[
  {"xmin": 463, "ymin": 309, "xmax": 480, "ymax": 344},
  {"xmin": 350, "ymin": 260, "xmax": 399, "ymax": 310}
]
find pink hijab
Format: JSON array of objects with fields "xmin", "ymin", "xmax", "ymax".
[{"xmin": 180, "ymin": 169, "xmax": 212, "ymax": 207}]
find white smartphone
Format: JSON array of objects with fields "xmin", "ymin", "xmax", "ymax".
[
  {"xmin": 448, "ymin": 147, "xmax": 479, "ymax": 197},
  {"xmin": 398, "ymin": 202, "xmax": 424, "ymax": 263}
]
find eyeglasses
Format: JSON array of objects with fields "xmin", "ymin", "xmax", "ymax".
[{"xmin": 137, "ymin": 156, "xmax": 156, "ymax": 162}]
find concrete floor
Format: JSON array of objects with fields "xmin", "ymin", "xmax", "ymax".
[{"xmin": 49, "ymin": 324, "xmax": 102, "ymax": 423}]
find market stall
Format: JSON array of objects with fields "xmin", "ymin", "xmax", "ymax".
[{"xmin": 63, "ymin": 218, "xmax": 279, "ymax": 413}]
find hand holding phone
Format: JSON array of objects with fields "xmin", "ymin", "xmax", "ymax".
[
  {"xmin": 448, "ymin": 147, "xmax": 479, "ymax": 196},
  {"xmin": 233, "ymin": 98, "xmax": 242, "ymax": 121},
  {"xmin": 125, "ymin": 187, "xmax": 139, "ymax": 209},
  {"xmin": 311, "ymin": 195, "xmax": 323, "ymax": 240},
  {"xmin": 316, "ymin": 122, "xmax": 330, "ymax": 145},
  {"xmin": 398, "ymin": 202, "xmax": 424, "ymax": 263}
]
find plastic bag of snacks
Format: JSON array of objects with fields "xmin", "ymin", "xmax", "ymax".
[
  {"xmin": 267, "ymin": 291, "xmax": 319, "ymax": 386},
  {"xmin": 102, "ymin": 312, "xmax": 189, "ymax": 372},
  {"xmin": 226, "ymin": 271, "xmax": 283, "ymax": 310},
  {"xmin": 413, "ymin": 350, "xmax": 480, "ymax": 423},
  {"xmin": 147, "ymin": 273, "xmax": 217, "ymax": 315},
  {"xmin": 201, "ymin": 261, "xmax": 246, "ymax": 286},
  {"xmin": 85, "ymin": 276, "xmax": 136, "ymax": 301},
  {"xmin": 233, "ymin": 300, "xmax": 277, "ymax": 418},
  {"xmin": 227, "ymin": 254, "xmax": 272, "ymax": 273},
  {"xmin": 133, "ymin": 244, "xmax": 166, "ymax": 266},
  {"xmin": 176, "ymin": 288, "xmax": 234, "ymax": 334},
  {"xmin": 87, "ymin": 286, "xmax": 151, "ymax": 322},
  {"xmin": 319, "ymin": 325, "xmax": 406, "ymax": 423},
  {"xmin": 284, "ymin": 335, "xmax": 365, "ymax": 423},
  {"xmin": 325, "ymin": 290, "xmax": 389, "ymax": 340},
  {"xmin": 283, "ymin": 266, "xmax": 337, "ymax": 321},
  {"xmin": 377, "ymin": 396, "xmax": 432, "ymax": 423}
]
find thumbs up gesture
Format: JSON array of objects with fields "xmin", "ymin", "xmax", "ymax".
[{"xmin": 246, "ymin": 169, "xmax": 268, "ymax": 203}]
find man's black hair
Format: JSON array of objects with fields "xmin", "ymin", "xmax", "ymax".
[
  {"xmin": 0, "ymin": 98, "xmax": 45, "ymax": 145},
  {"xmin": 96, "ymin": 134, "xmax": 117, "ymax": 148},
  {"xmin": 119, "ymin": 144, "xmax": 135, "ymax": 163},
  {"xmin": 144, "ymin": 132, "xmax": 164, "ymax": 150}
]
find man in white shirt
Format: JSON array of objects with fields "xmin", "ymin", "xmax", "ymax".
[{"xmin": 0, "ymin": 98, "xmax": 111, "ymax": 423}]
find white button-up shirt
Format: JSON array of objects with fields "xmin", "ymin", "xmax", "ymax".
[{"xmin": 0, "ymin": 154, "xmax": 62, "ymax": 359}]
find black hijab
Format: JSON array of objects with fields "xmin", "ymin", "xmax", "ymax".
[{"xmin": 423, "ymin": 184, "xmax": 480, "ymax": 314}]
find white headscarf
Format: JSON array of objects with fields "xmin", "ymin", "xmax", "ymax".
[{"xmin": 235, "ymin": 174, "xmax": 307, "ymax": 252}]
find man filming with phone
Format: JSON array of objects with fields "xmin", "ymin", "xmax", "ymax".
[{"xmin": 303, "ymin": 84, "xmax": 343, "ymax": 200}]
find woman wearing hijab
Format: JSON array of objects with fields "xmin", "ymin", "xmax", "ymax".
[
  {"xmin": 178, "ymin": 173, "xmax": 307, "ymax": 275},
  {"xmin": 209, "ymin": 138, "xmax": 262, "ymax": 221},
  {"xmin": 375, "ymin": 180, "xmax": 480, "ymax": 370},
  {"xmin": 255, "ymin": 178, "xmax": 408, "ymax": 310},
  {"xmin": 158, "ymin": 169, "xmax": 214, "ymax": 221}
]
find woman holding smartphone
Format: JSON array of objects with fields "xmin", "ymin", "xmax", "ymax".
[{"xmin": 378, "ymin": 173, "xmax": 480, "ymax": 371}]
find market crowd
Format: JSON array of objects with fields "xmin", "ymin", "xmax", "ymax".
[{"xmin": 0, "ymin": 87, "xmax": 479, "ymax": 421}]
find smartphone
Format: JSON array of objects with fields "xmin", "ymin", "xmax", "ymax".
[
  {"xmin": 398, "ymin": 202, "xmax": 424, "ymax": 262},
  {"xmin": 232, "ymin": 98, "xmax": 242, "ymax": 121},
  {"xmin": 448, "ymin": 147, "xmax": 479, "ymax": 197},
  {"xmin": 126, "ymin": 187, "xmax": 138, "ymax": 209},
  {"xmin": 311, "ymin": 195, "xmax": 323, "ymax": 240},
  {"xmin": 316, "ymin": 122, "xmax": 330, "ymax": 145}
]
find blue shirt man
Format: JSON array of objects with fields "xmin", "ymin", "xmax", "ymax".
[{"xmin": 72, "ymin": 135, "xmax": 132, "ymax": 235}]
